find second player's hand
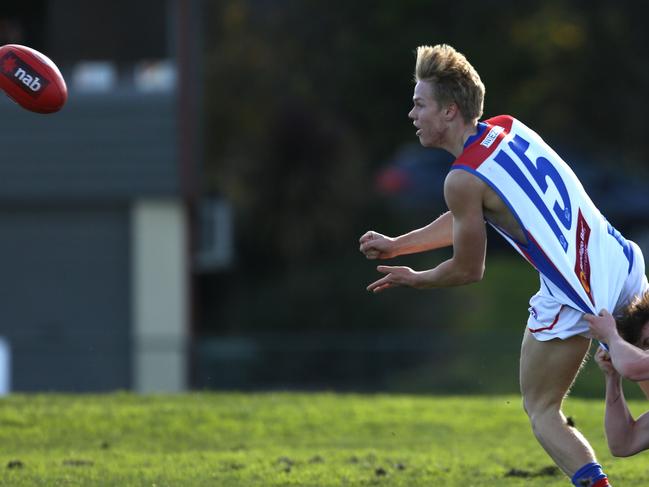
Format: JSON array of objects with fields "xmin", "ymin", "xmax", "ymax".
[
  {"xmin": 367, "ymin": 265, "xmax": 421, "ymax": 293},
  {"xmin": 584, "ymin": 309, "xmax": 618, "ymax": 343},
  {"xmin": 594, "ymin": 347, "xmax": 618, "ymax": 377}
]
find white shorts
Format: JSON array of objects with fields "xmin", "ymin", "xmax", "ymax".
[{"xmin": 527, "ymin": 241, "xmax": 649, "ymax": 341}]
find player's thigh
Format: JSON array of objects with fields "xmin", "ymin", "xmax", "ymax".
[{"xmin": 520, "ymin": 329, "xmax": 591, "ymax": 407}]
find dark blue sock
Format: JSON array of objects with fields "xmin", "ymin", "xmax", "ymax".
[{"xmin": 571, "ymin": 462, "xmax": 607, "ymax": 486}]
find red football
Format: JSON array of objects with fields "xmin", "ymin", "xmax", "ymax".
[{"xmin": 0, "ymin": 44, "xmax": 67, "ymax": 114}]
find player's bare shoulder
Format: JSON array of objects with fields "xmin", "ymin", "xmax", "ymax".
[{"xmin": 443, "ymin": 169, "xmax": 488, "ymax": 215}]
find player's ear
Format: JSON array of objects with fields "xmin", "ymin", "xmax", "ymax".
[{"xmin": 444, "ymin": 102, "xmax": 459, "ymax": 121}]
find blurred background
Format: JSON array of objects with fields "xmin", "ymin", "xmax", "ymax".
[{"xmin": 1, "ymin": 0, "xmax": 648, "ymax": 397}]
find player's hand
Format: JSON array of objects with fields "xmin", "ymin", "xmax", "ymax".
[
  {"xmin": 367, "ymin": 265, "xmax": 421, "ymax": 293},
  {"xmin": 594, "ymin": 347, "xmax": 618, "ymax": 376},
  {"xmin": 583, "ymin": 309, "xmax": 618, "ymax": 343},
  {"xmin": 359, "ymin": 231, "xmax": 396, "ymax": 260}
]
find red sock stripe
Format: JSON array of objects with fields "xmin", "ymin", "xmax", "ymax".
[{"xmin": 592, "ymin": 478, "xmax": 609, "ymax": 487}]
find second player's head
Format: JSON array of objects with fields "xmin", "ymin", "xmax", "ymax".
[{"xmin": 618, "ymin": 291, "xmax": 649, "ymax": 349}]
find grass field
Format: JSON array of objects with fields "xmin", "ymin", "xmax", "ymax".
[{"xmin": 0, "ymin": 392, "xmax": 647, "ymax": 486}]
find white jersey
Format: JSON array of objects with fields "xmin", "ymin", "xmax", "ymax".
[{"xmin": 451, "ymin": 115, "xmax": 634, "ymax": 316}]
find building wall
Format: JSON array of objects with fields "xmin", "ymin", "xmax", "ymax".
[
  {"xmin": 0, "ymin": 91, "xmax": 189, "ymax": 392},
  {"xmin": 0, "ymin": 205, "xmax": 131, "ymax": 391},
  {"xmin": 0, "ymin": 93, "xmax": 179, "ymax": 200}
]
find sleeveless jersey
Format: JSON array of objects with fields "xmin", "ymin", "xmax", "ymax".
[{"xmin": 451, "ymin": 115, "xmax": 634, "ymax": 315}]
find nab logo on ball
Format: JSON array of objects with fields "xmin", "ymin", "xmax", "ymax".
[
  {"xmin": 1, "ymin": 52, "xmax": 49, "ymax": 98},
  {"xmin": 0, "ymin": 44, "xmax": 67, "ymax": 113}
]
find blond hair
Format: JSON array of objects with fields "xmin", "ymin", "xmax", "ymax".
[{"xmin": 415, "ymin": 44, "xmax": 485, "ymax": 122}]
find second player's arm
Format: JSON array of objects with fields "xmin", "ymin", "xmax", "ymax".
[
  {"xmin": 603, "ymin": 371, "xmax": 649, "ymax": 456},
  {"xmin": 585, "ymin": 311, "xmax": 649, "ymax": 382},
  {"xmin": 606, "ymin": 333, "xmax": 649, "ymax": 382}
]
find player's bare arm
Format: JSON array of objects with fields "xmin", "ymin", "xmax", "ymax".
[
  {"xmin": 595, "ymin": 348, "xmax": 649, "ymax": 456},
  {"xmin": 359, "ymin": 211, "xmax": 453, "ymax": 260},
  {"xmin": 617, "ymin": 409, "xmax": 649, "ymax": 456},
  {"xmin": 366, "ymin": 170, "xmax": 486, "ymax": 293}
]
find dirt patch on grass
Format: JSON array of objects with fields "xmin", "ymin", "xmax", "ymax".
[{"xmin": 505, "ymin": 465, "xmax": 560, "ymax": 478}]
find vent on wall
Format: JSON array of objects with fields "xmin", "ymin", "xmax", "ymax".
[{"xmin": 195, "ymin": 197, "xmax": 234, "ymax": 272}]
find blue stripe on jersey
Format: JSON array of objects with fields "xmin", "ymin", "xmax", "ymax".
[
  {"xmin": 518, "ymin": 237, "xmax": 595, "ymax": 314},
  {"xmin": 492, "ymin": 148, "xmax": 569, "ymax": 252},
  {"xmin": 451, "ymin": 165, "xmax": 596, "ymax": 314},
  {"xmin": 541, "ymin": 277, "xmax": 555, "ymax": 297},
  {"xmin": 607, "ymin": 221, "xmax": 634, "ymax": 273}
]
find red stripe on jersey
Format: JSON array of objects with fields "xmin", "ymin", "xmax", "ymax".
[
  {"xmin": 592, "ymin": 478, "xmax": 610, "ymax": 487},
  {"xmin": 528, "ymin": 305, "xmax": 564, "ymax": 333},
  {"xmin": 453, "ymin": 115, "xmax": 514, "ymax": 170}
]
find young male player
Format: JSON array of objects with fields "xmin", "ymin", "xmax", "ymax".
[
  {"xmin": 585, "ymin": 295, "xmax": 649, "ymax": 457},
  {"xmin": 359, "ymin": 44, "xmax": 648, "ymax": 486}
]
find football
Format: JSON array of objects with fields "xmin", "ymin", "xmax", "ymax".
[{"xmin": 0, "ymin": 44, "xmax": 67, "ymax": 114}]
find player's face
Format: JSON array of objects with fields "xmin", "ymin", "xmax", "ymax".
[{"xmin": 408, "ymin": 80, "xmax": 448, "ymax": 148}]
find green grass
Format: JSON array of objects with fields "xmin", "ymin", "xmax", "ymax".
[{"xmin": 0, "ymin": 393, "xmax": 647, "ymax": 486}]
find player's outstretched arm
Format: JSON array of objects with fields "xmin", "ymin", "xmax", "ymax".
[
  {"xmin": 585, "ymin": 310, "xmax": 649, "ymax": 381},
  {"xmin": 366, "ymin": 171, "xmax": 486, "ymax": 292},
  {"xmin": 596, "ymin": 348, "xmax": 649, "ymax": 456},
  {"xmin": 359, "ymin": 211, "xmax": 453, "ymax": 260}
]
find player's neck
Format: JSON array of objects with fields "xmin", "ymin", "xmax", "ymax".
[{"xmin": 445, "ymin": 120, "xmax": 478, "ymax": 158}]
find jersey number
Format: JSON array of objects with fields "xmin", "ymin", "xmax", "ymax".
[{"xmin": 493, "ymin": 134, "xmax": 572, "ymax": 252}]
